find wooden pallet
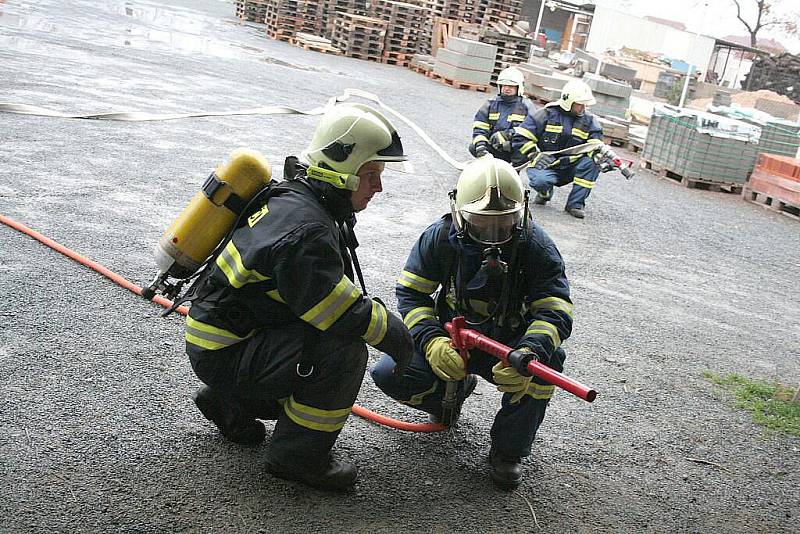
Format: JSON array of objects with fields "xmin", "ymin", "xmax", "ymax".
[
  {"xmin": 603, "ymin": 136, "xmax": 630, "ymax": 150},
  {"xmin": 640, "ymin": 160, "xmax": 744, "ymax": 194},
  {"xmin": 428, "ymin": 71, "xmax": 491, "ymax": 92},
  {"xmin": 408, "ymin": 63, "xmax": 432, "ymax": 75},
  {"xmin": 742, "ymin": 186, "xmax": 800, "ymax": 221},
  {"xmin": 291, "ymin": 38, "xmax": 342, "ymax": 55}
]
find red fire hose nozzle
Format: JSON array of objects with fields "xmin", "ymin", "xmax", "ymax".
[{"xmin": 445, "ymin": 317, "xmax": 597, "ymax": 403}]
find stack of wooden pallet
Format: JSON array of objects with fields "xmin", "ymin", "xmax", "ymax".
[
  {"xmin": 331, "ymin": 13, "xmax": 387, "ymax": 62},
  {"xmin": 482, "ymin": 0, "xmax": 522, "ymax": 26},
  {"xmin": 480, "ymin": 21, "xmax": 532, "ymax": 83},
  {"xmin": 264, "ymin": 0, "xmax": 323, "ymax": 41},
  {"xmin": 371, "ymin": 0, "xmax": 429, "ymax": 66},
  {"xmin": 439, "ymin": 0, "xmax": 481, "ymax": 23},
  {"xmin": 322, "ymin": 0, "xmax": 368, "ymax": 38},
  {"xmin": 292, "ymin": 32, "xmax": 342, "ymax": 55},
  {"xmin": 235, "ymin": 0, "xmax": 269, "ymax": 23}
]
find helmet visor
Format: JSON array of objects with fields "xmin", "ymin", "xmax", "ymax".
[{"xmin": 462, "ymin": 209, "xmax": 522, "ymax": 244}]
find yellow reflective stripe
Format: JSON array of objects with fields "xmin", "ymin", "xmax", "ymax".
[
  {"xmin": 403, "ymin": 306, "xmax": 436, "ymax": 329},
  {"xmin": 472, "ymin": 135, "xmax": 489, "ymax": 145},
  {"xmin": 508, "ymin": 113, "xmax": 527, "ymax": 122},
  {"xmin": 215, "ymin": 241, "xmax": 271, "ymax": 289},
  {"xmin": 526, "ymin": 320, "xmax": 561, "ymax": 348},
  {"xmin": 514, "ymin": 126, "xmax": 538, "ymax": 142},
  {"xmin": 545, "ymin": 124, "xmax": 563, "ymax": 133},
  {"xmin": 587, "ymin": 138, "xmax": 604, "ymax": 145},
  {"xmin": 185, "ymin": 316, "xmax": 252, "ymax": 350},
  {"xmin": 530, "ymin": 297, "xmax": 574, "ymax": 318},
  {"xmin": 363, "ymin": 300, "xmax": 388, "ymax": 345},
  {"xmin": 488, "ymin": 112, "xmax": 500, "ymax": 120},
  {"xmin": 526, "ymin": 383, "xmax": 555, "ymax": 400},
  {"xmin": 301, "ymin": 275, "xmax": 361, "ymax": 330},
  {"xmin": 573, "ymin": 177, "xmax": 596, "ymax": 188},
  {"xmin": 266, "ymin": 289, "xmax": 285, "ymax": 304},
  {"xmin": 520, "ymin": 141, "xmax": 537, "ymax": 155},
  {"xmin": 283, "ymin": 396, "xmax": 351, "ymax": 432},
  {"xmin": 473, "ymin": 121, "xmax": 491, "ymax": 130},
  {"xmin": 397, "ymin": 270, "xmax": 439, "ymax": 294},
  {"xmin": 402, "ymin": 382, "xmax": 438, "ymax": 406},
  {"xmin": 572, "ymin": 128, "xmax": 589, "ymax": 139},
  {"xmin": 569, "ymin": 154, "xmax": 582, "ymax": 163},
  {"xmin": 495, "ymin": 132, "xmax": 506, "ymax": 143}
]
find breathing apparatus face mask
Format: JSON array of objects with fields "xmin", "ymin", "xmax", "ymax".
[{"xmin": 461, "ymin": 210, "xmax": 523, "ymax": 245}]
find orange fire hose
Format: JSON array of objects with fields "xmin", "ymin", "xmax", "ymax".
[{"xmin": 1, "ymin": 213, "xmax": 446, "ymax": 433}]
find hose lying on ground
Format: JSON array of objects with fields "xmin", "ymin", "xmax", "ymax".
[{"xmin": 0, "ymin": 213, "xmax": 447, "ymax": 433}]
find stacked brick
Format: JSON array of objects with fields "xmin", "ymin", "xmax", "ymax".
[
  {"xmin": 743, "ymin": 154, "xmax": 800, "ymax": 219},
  {"xmin": 235, "ymin": 0, "xmax": 268, "ymax": 23},
  {"xmin": 264, "ymin": 0, "xmax": 324, "ymax": 41},
  {"xmin": 331, "ymin": 13, "xmax": 388, "ymax": 62},
  {"xmin": 322, "ymin": 0, "xmax": 368, "ymax": 38},
  {"xmin": 371, "ymin": 0, "xmax": 429, "ymax": 65}
]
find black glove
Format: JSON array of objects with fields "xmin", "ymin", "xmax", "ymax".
[
  {"xmin": 532, "ymin": 153, "xmax": 557, "ymax": 170},
  {"xmin": 474, "ymin": 143, "xmax": 489, "ymax": 158},
  {"xmin": 375, "ymin": 311, "xmax": 414, "ymax": 379},
  {"xmin": 489, "ymin": 131, "xmax": 511, "ymax": 153},
  {"xmin": 507, "ymin": 347, "xmax": 543, "ymax": 377}
]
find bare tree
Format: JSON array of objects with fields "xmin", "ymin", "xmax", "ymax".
[{"xmin": 731, "ymin": 0, "xmax": 798, "ymax": 49}]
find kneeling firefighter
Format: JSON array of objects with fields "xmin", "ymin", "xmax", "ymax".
[
  {"xmin": 181, "ymin": 103, "xmax": 414, "ymax": 491},
  {"xmin": 370, "ymin": 157, "xmax": 574, "ymax": 490}
]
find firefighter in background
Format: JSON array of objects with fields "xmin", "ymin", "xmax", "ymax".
[
  {"xmin": 185, "ymin": 104, "xmax": 414, "ymax": 491},
  {"xmin": 469, "ymin": 67, "xmax": 537, "ymax": 166},
  {"xmin": 371, "ymin": 157, "xmax": 573, "ymax": 490},
  {"xmin": 513, "ymin": 79, "xmax": 603, "ymax": 219}
]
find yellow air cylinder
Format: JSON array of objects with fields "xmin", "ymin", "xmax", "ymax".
[{"xmin": 155, "ymin": 149, "xmax": 272, "ymax": 279}]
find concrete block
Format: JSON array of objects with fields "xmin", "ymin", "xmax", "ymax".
[
  {"xmin": 583, "ymin": 73, "xmax": 633, "ymax": 99},
  {"xmin": 435, "ymin": 48, "xmax": 495, "ymax": 72},
  {"xmin": 445, "ymin": 37, "xmax": 497, "ymax": 60},
  {"xmin": 433, "ymin": 60, "xmax": 492, "ymax": 85},
  {"xmin": 600, "ymin": 62, "xmax": 637, "ymax": 82},
  {"xmin": 517, "ymin": 62, "xmax": 553, "ymax": 76}
]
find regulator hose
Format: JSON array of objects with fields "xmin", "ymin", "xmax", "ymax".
[{"xmin": 0, "ymin": 213, "xmax": 447, "ymax": 433}]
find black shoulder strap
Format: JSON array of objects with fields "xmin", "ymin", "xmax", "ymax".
[
  {"xmin": 435, "ymin": 215, "xmax": 456, "ymax": 317},
  {"xmin": 161, "ymin": 179, "xmax": 282, "ymax": 316}
]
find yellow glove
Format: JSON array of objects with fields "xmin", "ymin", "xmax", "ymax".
[
  {"xmin": 425, "ymin": 337, "xmax": 466, "ymax": 381},
  {"xmin": 492, "ymin": 361, "xmax": 533, "ymax": 404}
]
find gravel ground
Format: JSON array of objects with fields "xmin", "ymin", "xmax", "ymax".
[{"xmin": 1, "ymin": 1, "xmax": 799, "ymax": 532}]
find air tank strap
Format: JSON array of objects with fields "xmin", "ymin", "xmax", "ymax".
[{"xmin": 202, "ymin": 172, "xmax": 247, "ymax": 214}]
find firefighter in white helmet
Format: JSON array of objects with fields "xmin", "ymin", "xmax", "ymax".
[
  {"xmin": 512, "ymin": 79, "xmax": 604, "ymax": 219},
  {"xmin": 371, "ymin": 157, "xmax": 573, "ymax": 490},
  {"xmin": 470, "ymin": 66, "xmax": 537, "ymax": 165},
  {"xmin": 185, "ymin": 103, "xmax": 414, "ymax": 491}
]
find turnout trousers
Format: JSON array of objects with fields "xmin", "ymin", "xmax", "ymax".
[
  {"xmin": 527, "ymin": 155, "xmax": 600, "ymax": 210},
  {"xmin": 188, "ymin": 322, "xmax": 368, "ymax": 471},
  {"xmin": 371, "ymin": 344, "xmax": 566, "ymax": 458}
]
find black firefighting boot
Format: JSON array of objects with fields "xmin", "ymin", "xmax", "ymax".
[
  {"xmin": 192, "ymin": 386, "xmax": 266, "ymax": 446},
  {"xmin": 266, "ymin": 455, "xmax": 358, "ymax": 492},
  {"xmin": 533, "ymin": 193, "xmax": 550, "ymax": 205},
  {"xmin": 488, "ymin": 447, "xmax": 523, "ymax": 490},
  {"xmin": 565, "ymin": 207, "xmax": 585, "ymax": 219},
  {"xmin": 429, "ymin": 374, "xmax": 478, "ymax": 425}
]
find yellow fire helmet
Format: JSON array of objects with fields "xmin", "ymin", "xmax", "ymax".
[
  {"xmin": 451, "ymin": 157, "xmax": 526, "ymax": 245},
  {"xmin": 300, "ymin": 103, "xmax": 407, "ymax": 191}
]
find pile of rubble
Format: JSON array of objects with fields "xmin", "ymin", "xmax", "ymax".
[{"xmin": 744, "ymin": 53, "xmax": 800, "ymax": 104}]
